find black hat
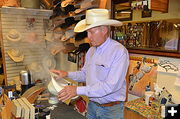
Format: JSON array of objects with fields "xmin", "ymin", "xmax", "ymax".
[
  {"xmin": 75, "ymin": 31, "xmax": 87, "ymax": 41},
  {"xmin": 75, "ymin": 43, "xmax": 90, "ymax": 54},
  {"xmin": 64, "ymin": 5, "xmax": 77, "ymax": 13}
]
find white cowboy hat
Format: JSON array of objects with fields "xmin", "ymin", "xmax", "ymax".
[
  {"xmin": 7, "ymin": 49, "xmax": 24, "ymax": 62},
  {"xmin": 74, "ymin": 9, "xmax": 123, "ymax": 32},
  {"xmin": 6, "ymin": 29, "xmax": 21, "ymax": 42}
]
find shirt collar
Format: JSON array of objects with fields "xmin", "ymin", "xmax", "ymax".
[{"xmin": 96, "ymin": 37, "xmax": 111, "ymax": 52}]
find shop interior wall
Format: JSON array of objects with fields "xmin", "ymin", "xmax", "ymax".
[
  {"xmin": 125, "ymin": 0, "xmax": 180, "ymax": 103},
  {"xmin": 55, "ymin": 0, "xmax": 180, "ymax": 103}
]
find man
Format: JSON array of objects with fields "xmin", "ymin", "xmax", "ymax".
[{"xmin": 51, "ymin": 9, "xmax": 129, "ymax": 119}]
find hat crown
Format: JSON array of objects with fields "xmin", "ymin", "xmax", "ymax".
[
  {"xmin": 8, "ymin": 29, "xmax": 19, "ymax": 39},
  {"xmin": 86, "ymin": 9, "xmax": 110, "ymax": 25}
]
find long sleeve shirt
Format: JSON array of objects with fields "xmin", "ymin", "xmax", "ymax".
[{"xmin": 68, "ymin": 37, "xmax": 129, "ymax": 104}]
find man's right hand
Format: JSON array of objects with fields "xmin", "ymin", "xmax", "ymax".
[{"xmin": 50, "ymin": 69, "xmax": 68, "ymax": 78}]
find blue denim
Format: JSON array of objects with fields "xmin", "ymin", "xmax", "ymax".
[{"xmin": 86, "ymin": 101, "xmax": 124, "ymax": 119}]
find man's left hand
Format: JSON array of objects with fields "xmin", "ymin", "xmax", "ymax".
[{"xmin": 58, "ymin": 86, "xmax": 77, "ymax": 102}]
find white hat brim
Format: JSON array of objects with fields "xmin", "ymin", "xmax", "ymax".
[{"xmin": 74, "ymin": 19, "xmax": 123, "ymax": 32}]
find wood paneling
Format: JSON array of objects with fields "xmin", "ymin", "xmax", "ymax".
[{"xmin": 150, "ymin": 0, "xmax": 169, "ymax": 13}]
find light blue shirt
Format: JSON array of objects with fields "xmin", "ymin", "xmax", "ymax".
[{"xmin": 68, "ymin": 37, "xmax": 129, "ymax": 104}]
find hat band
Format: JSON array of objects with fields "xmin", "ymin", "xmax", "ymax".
[{"xmin": 86, "ymin": 15, "xmax": 109, "ymax": 25}]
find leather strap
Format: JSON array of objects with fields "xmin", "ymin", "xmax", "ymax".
[{"xmin": 91, "ymin": 101, "xmax": 123, "ymax": 107}]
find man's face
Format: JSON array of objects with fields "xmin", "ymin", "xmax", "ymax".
[{"xmin": 87, "ymin": 26, "xmax": 107, "ymax": 47}]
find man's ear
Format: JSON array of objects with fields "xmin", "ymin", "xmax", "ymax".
[{"xmin": 102, "ymin": 26, "xmax": 108, "ymax": 34}]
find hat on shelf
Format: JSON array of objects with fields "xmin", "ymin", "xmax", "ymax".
[
  {"xmin": 74, "ymin": 0, "xmax": 98, "ymax": 14},
  {"xmin": 75, "ymin": 43, "xmax": 90, "ymax": 54},
  {"xmin": 75, "ymin": 31, "xmax": 87, "ymax": 41},
  {"xmin": 61, "ymin": 0, "xmax": 74, "ymax": 8},
  {"xmin": 40, "ymin": 0, "xmax": 53, "ymax": 9},
  {"xmin": 50, "ymin": 3, "xmax": 67, "ymax": 19},
  {"xmin": 60, "ymin": 30, "xmax": 75, "ymax": 42},
  {"xmin": 54, "ymin": 32, "xmax": 64, "ymax": 41},
  {"xmin": 6, "ymin": 29, "xmax": 21, "ymax": 42},
  {"xmin": 3, "ymin": 0, "xmax": 19, "ymax": 7},
  {"xmin": 7, "ymin": 48, "xmax": 24, "ymax": 62},
  {"xmin": 64, "ymin": 5, "xmax": 77, "ymax": 13},
  {"xmin": 59, "ymin": 17, "xmax": 79, "ymax": 29},
  {"xmin": 62, "ymin": 43, "xmax": 77, "ymax": 54},
  {"xmin": 74, "ymin": 9, "xmax": 123, "ymax": 32},
  {"xmin": 42, "ymin": 55, "xmax": 56, "ymax": 70},
  {"xmin": 27, "ymin": 62, "xmax": 43, "ymax": 72}
]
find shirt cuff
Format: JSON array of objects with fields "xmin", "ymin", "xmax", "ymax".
[
  {"xmin": 77, "ymin": 86, "xmax": 87, "ymax": 96},
  {"xmin": 67, "ymin": 72, "xmax": 75, "ymax": 79}
]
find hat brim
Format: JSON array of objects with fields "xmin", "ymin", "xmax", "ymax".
[
  {"xmin": 74, "ymin": 19, "xmax": 123, "ymax": 32},
  {"xmin": 6, "ymin": 34, "xmax": 21, "ymax": 42}
]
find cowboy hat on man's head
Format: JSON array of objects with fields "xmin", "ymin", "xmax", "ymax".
[{"xmin": 74, "ymin": 9, "xmax": 123, "ymax": 32}]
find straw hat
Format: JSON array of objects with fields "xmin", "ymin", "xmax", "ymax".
[
  {"xmin": 74, "ymin": 9, "xmax": 123, "ymax": 32},
  {"xmin": 61, "ymin": 0, "xmax": 74, "ymax": 8},
  {"xmin": 7, "ymin": 49, "xmax": 24, "ymax": 62},
  {"xmin": 6, "ymin": 29, "xmax": 21, "ymax": 42}
]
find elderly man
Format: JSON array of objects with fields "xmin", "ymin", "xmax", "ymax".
[{"xmin": 51, "ymin": 9, "xmax": 129, "ymax": 119}]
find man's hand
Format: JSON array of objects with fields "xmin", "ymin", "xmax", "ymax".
[
  {"xmin": 58, "ymin": 86, "xmax": 77, "ymax": 102},
  {"xmin": 50, "ymin": 69, "xmax": 68, "ymax": 78}
]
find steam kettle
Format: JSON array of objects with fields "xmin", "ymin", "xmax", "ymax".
[{"xmin": 20, "ymin": 70, "xmax": 34, "ymax": 94}]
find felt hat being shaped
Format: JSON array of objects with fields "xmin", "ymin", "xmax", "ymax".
[
  {"xmin": 6, "ymin": 29, "xmax": 21, "ymax": 42},
  {"xmin": 28, "ymin": 62, "xmax": 43, "ymax": 72},
  {"xmin": 48, "ymin": 76, "xmax": 70, "ymax": 95},
  {"xmin": 7, "ymin": 49, "xmax": 24, "ymax": 62},
  {"xmin": 74, "ymin": 9, "xmax": 123, "ymax": 32}
]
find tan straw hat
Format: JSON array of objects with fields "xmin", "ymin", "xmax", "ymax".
[
  {"xmin": 7, "ymin": 48, "xmax": 24, "ymax": 62},
  {"xmin": 6, "ymin": 29, "xmax": 21, "ymax": 42},
  {"xmin": 61, "ymin": 0, "xmax": 74, "ymax": 7},
  {"xmin": 74, "ymin": 9, "xmax": 123, "ymax": 32}
]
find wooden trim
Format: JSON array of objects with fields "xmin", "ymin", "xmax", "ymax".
[
  {"xmin": 128, "ymin": 49, "xmax": 180, "ymax": 58},
  {"xmin": 0, "ymin": 11, "xmax": 7, "ymax": 86}
]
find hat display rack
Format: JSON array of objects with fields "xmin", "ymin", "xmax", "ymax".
[{"xmin": 47, "ymin": 0, "xmax": 98, "ymax": 64}]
